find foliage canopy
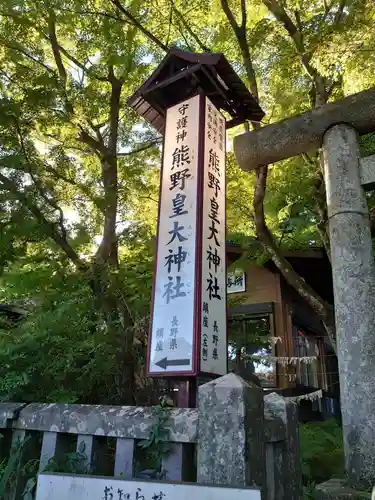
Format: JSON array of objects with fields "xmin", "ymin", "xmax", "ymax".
[{"xmin": 0, "ymin": 0, "xmax": 374, "ymax": 402}]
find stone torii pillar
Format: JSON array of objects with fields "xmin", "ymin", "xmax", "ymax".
[
  {"xmin": 233, "ymin": 87, "xmax": 375, "ymax": 495},
  {"xmin": 323, "ymin": 124, "xmax": 375, "ymax": 490}
]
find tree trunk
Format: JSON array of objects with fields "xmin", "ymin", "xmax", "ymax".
[
  {"xmin": 90, "ymin": 261, "xmax": 136, "ymax": 405},
  {"xmin": 253, "ymin": 164, "xmax": 337, "ymax": 352}
]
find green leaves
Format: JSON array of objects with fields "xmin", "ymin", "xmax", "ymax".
[
  {"xmin": 136, "ymin": 396, "xmax": 174, "ymax": 477},
  {"xmin": 0, "ymin": 0, "xmax": 373, "ymax": 406},
  {"xmin": 300, "ymin": 420, "xmax": 344, "ymax": 485}
]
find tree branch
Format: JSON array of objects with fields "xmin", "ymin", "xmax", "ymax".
[
  {"xmin": 240, "ymin": 0, "xmax": 247, "ymax": 29},
  {"xmin": 165, "ymin": 0, "xmax": 173, "ymax": 47},
  {"xmin": 46, "ymin": 13, "xmax": 78, "ymax": 116},
  {"xmin": 77, "ymin": 127, "xmax": 108, "ymax": 157},
  {"xmin": 0, "ymin": 172, "xmax": 85, "ymax": 269},
  {"xmin": 13, "ymin": 116, "xmax": 71, "ymax": 242},
  {"xmin": 221, "ymin": 2, "xmax": 330, "ymax": 340},
  {"xmin": 178, "ymin": 28, "xmax": 194, "ymax": 51},
  {"xmin": 44, "ymin": 164, "xmax": 104, "ymax": 213},
  {"xmin": 6, "ymin": 43, "xmax": 55, "ymax": 75},
  {"xmin": 59, "ymin": 7, "xmax": 127, "ymax": 23},
  {"xmin": 262, "ymin": 0, "xmax": 329, "ymax": 105},
  {"xmin": 110, "ymin": 0, "xmax": 169, "ymax": 51},
  {"xmin": 220, "ymin": 0, "xmax": 239, "ymax": 31},
  {"xmin": 5, "ymin": 7, "xmax": 109, "ymax": 83},
  {"xmin": 172, "ymin": 5, "xmax": 211, "ymax": 52},
  {"xmin": 94, "ymin": 66, "xmax": 122, "ymax": 264},
  {"xmin": 220, "ymin": 0, "xmax": 337, "ymax": 352},
  {"xmin": 253, "ymin": 165, "xmax": 336, "ymax": 351},
  {"xmin": 107, "ymin": 66, "xmax": 122, "ymax": 156},
  {"xmin": 262, "ymin": 1, "xmax": 309, "ymax": 68},
  {"xmin": 45, "ymin": 38, "xmax": 109, "ymax": 82},
  {"xmin": 90, "ymin": 119, "xmax": 109, "ymax": 131},
  {"xmin": 117, "ymin": 139, "xmax": 162, "ymax": 156},
  {"xmin": 220, "ymin": 0, "xmax": 258, "ymax": 100},
  {"xmin": 39, "ymin": 132, "xmax": 93, "ymax": 155},
  {"xmin": 334, "ymin": 0, "xmax": 346, "ymax": 24},
  {"xmin": 47, "ymin": 13, "xmax": 67, "ymax": 84}
]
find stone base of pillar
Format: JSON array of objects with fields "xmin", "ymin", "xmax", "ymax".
[{"xmin": 316, "ymin": 479, "xmax": 371, "ymax": 500}]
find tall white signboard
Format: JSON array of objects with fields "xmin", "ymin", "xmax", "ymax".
[
  {"xmin": 148, "ymin": 94, "xmax": 227, "ymax": 376},
  {"xmin": 149, "ymin": 95, "xmax": 199, "ymax": 374}
]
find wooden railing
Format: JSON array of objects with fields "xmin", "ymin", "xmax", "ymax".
[{"xmin": 0, "ymin": 374, "xmax": 302, "ymax": 500}]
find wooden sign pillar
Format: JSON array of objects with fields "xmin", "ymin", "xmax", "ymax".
[
  {"xmin": 148, "ymin": 94, "xmax": 227, "ymax": 382},
  {"xmin": 128, "ymin": 48, "xmax": 264, "ymax": 408}
]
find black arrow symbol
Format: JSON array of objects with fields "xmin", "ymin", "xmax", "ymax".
[{"xmin": 155, "ymin": 357, "xmax": 190, "ymax": 370}]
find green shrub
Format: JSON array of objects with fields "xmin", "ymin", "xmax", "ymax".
[
  {"xmin": 0, "ymin": 437, "xmax": 89, "ymax": 500},
  {"xmin": 300, "ymin": 419, "xmax": 345, "ymax": 485},
  {"xmin": 303, "ymin": 482, "xmax": 316, "ymax": 500}
]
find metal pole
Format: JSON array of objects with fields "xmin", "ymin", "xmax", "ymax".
[{"xmin": 323, "ymin": 124, "xmax": 375, "ymax": 489}]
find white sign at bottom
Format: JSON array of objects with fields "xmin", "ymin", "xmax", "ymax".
[{"xmin": 36, "ymin": 473, "xmax": 261, "ymax": 500}]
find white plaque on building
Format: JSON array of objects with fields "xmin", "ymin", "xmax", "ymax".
[
  {"xmin": 227, "ymin": 270, "xmax": 246, "ymax": 294},
  {"xmin": 36, "ymin": 473, "xmax": 261, "ymax": 500},
  {"xmin": 148, "ymin": 94, "xmax": 227, "ymax": 376}
]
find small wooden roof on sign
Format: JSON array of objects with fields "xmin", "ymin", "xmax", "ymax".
[{"xmin": 128, "ymin": 48, "xmax": 265, "ymax": 135}]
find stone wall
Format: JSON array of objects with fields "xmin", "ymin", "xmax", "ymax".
[{"xmin": 0, "ymin": 373, "xmax": 302, "ymax": 500}]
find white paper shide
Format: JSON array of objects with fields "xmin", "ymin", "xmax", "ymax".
[{"xmin": 149, "ymin": 95, "xmax": 200, "ymax": 374}]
